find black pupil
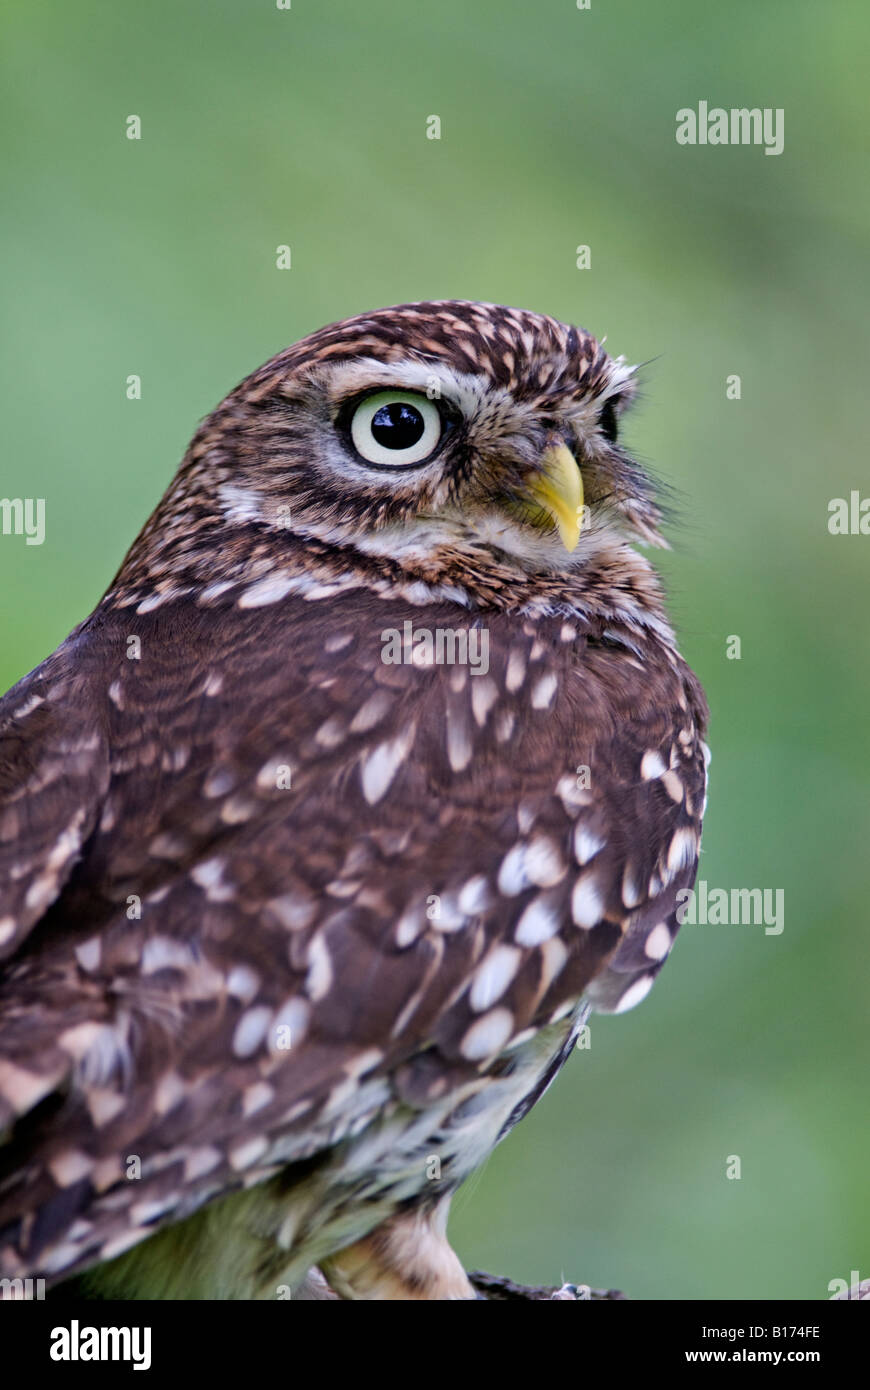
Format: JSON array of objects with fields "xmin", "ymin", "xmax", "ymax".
[{"xmin": 371, "ymin": 401, "xmax": 426, "ymax": 450}]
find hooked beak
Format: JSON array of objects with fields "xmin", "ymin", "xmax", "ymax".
[{"xmin": 521, "ymin": 440, "xmax": 585, "ymax": 552}]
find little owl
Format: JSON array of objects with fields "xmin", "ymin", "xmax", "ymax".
[{"xmin": 0, "ymin": 301, "xmax": 708, "ymax": 1299}]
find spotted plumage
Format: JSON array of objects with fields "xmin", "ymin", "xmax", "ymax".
[{"xmin": 0, "ymin": 301, "xmax": 708, "ymax": 1299}]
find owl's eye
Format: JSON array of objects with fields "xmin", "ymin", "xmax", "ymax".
[{"xmin": 349, "ymin": 391, "xmax": 442, "ymax": 468}]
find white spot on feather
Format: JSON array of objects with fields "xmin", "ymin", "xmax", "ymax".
[
  {"xmin": 458, "ymin": 875, "xmax": 491, "ymax": 915},
  {"xmin": 0, "ymin": 1061, "xmax": 65, "ymax": 1114},
  {"xmin": 573, "ymin": 824, "xmax": 605, "ymax": 865},
  {"xmin": 154, "ymin": 1071, "xmax": 186, "ymax": 1115},
  {"xmin": 75, "ymin": 937, "xmax": 102, "ymax": 972},
  {"xmin": 505, "ymin": 647, "xmax": 527, "ymax": 691},
  {"xmin": 430, "ymin": 894, "xmax": 466, "ymax": 932},
  {"xmin": 531, "ymin": 672, "xmax": 558, "ymax": 710},
  {"xmin": 538, "ymin": 935, "xmax": 569, "ymax": 991},
  {"xmin": 24, "ymin": 873, "xmax": 59, "ymax": 914},
  {"xmin": 515, "ymin": 895, "xmax": 561, "ymax": 946},
  {"xmin": 395, "ymin": 906, "xmax": 426, "ymax": 948},
  {"xmin": 60, "ymin": 1022, "xmax": 130, "ymax": 1086},
  {"xmin": 48, "ymin": 1150, "xmax": 93, "ymax": 1188},
  {"xmin": 641, "ymin": 750, "xmax": 667, "ymax": 780},
  {"xmin": 142, "ymin": 936, "xmax": 192, "ymax": 974},
  {"xmin": 267, "ymin": 892, "xmax": 316, "ymax": 932},
  {"xmin": 306, "ymin": 935, "xmax": 333, "ymax": 1001},
  {"xmin": 269, "ymin": 997, "xmax": 310, "ymax": 1054},
  {"xmin": 136, "ymin": 592, "xmax": 173, "ymax": 614},
  {"xmin": 525, "ymin": 835, "xmax": 566, "ymax": 886},
  {"xmin": 350, "ymin": 691, "xmax": 392, "ymax": 733},
  {"xmin": 315, "ymin": 716, "xmax": 346, "ymax": 749},
  {"xmin": 221, "ymin": 794, "xmax": 256, "ymax": 824},
  {"xmin": 460, "ymin": 1007, "xmax": 514, "ymax": 1060},
  {"xmin": 556, "ymin": 774, "xmax": 593, "ymax": 813},
  {"xmin": 621, "ymin": 865, "xmax": 644, "ymax": 909},
  {"xmin": 471, "ymin": 677, "xmax": 498, "ymax": 726},
  {"xmin": 571, "ymin": 874, "xmax": 604, "ymax": 928},
  {"xmin": 360, "ymin": 725, "xmax": 416, "ymax": 804},
  {"xmin": 662, "ymin": 771, "xmax": 684, "ymax": 802},
  {"xmin": 495, "ymin": 710, "xmax": 515, "ymax": 743},
  {"xmin": 498, "ymin": 844, "xmax": 528, "ymax": 896},
  {"xmin": 233, "ymin": 1006, "xmax": 272, "ymax": 1058},
  {"xmin": 199, "ymin": 583, "xmax": 234, "ymax": 605},
  {"xmin": 191, "ymin": 857, "xmax": 234, "ymax": 901},
  {"xmin": 41, "ymin": 1242, "xmax": 88, "ymax": 1273},
  {"xmin": 13, "ymin": 693, "xmax": 45, "ymax": 718},
  {"xmin": 203, "ymin": 768, "xmax": 235, "ymax": 798},
  {"xmin": 238, "ymin": 575, "xmax": 295, "ymax": 609},
  {"xmin": 87, "ymin": 1088, "xmax": 126, "ymax": 1127},
  {"xmin": 218, "ymin": 484, "xmax": 265, "ymax": 523},
  {"xmin": 644, "ymin": 923, "xmax": 672, "ymax": 960},
  {"xmin": 226, "ymin": 965, "xmax": 261, "ymax": 1002},
  {"xmin": 243, "ymin": 1082, "xmax": 275, "ymax": 1116},
  {"xmin": 613, "ymin": 975, "xmax": 655, "ymax": 1014},
  {"xmin": 185, "ymin": 1146, "xmax": 222, "ymax": 1180},
  {"xmin": 229, "ymin": 1136, "xmax": 269, "ymax": 1170},
  {"xmin": 667, "ymin": 827, "xmax": 697, "ymax": 873},
  {"xmin": 446, "ymin": 715, "xmax": 473, "ymax": 772},
  {"xmin": 470, "ymin": 946, "xmax": 521, "ymax": 1011}
]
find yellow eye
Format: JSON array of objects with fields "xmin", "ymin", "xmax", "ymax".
[{"xmin": 350, "ymin": 391, "xmax": 442, "ymax": 467}]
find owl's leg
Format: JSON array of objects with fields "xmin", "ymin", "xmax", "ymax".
[{"xmin": 320, "ymin": 1197, "xmax": 476, "ymax": 1301}]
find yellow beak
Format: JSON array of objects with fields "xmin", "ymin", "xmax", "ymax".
[{"xmin": 522, "ymin": 441, "xmax": 585, "ymax": 552}]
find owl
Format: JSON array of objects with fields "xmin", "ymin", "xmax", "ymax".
[{"xmin": 0, "ymin": 301, "xmax": 708, "ymax": 1300}]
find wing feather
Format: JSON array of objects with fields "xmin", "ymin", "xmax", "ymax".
[{"xmin": 0, "ymin": 591, "xmax": 707, "ymax": 1281}]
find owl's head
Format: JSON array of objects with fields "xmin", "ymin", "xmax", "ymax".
[{"xmin": 121, "ymin": 302, "xmax": 667, "ymax": 608}]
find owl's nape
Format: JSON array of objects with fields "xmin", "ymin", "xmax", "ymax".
[{"xmin": 0, "ymin": 301, "xmax": 708, "ymax": 1300}]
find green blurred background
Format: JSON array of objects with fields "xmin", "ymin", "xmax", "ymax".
[{"xmin": 1, "ymin": 0, "xmax": 868, "ymax": 1299}]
